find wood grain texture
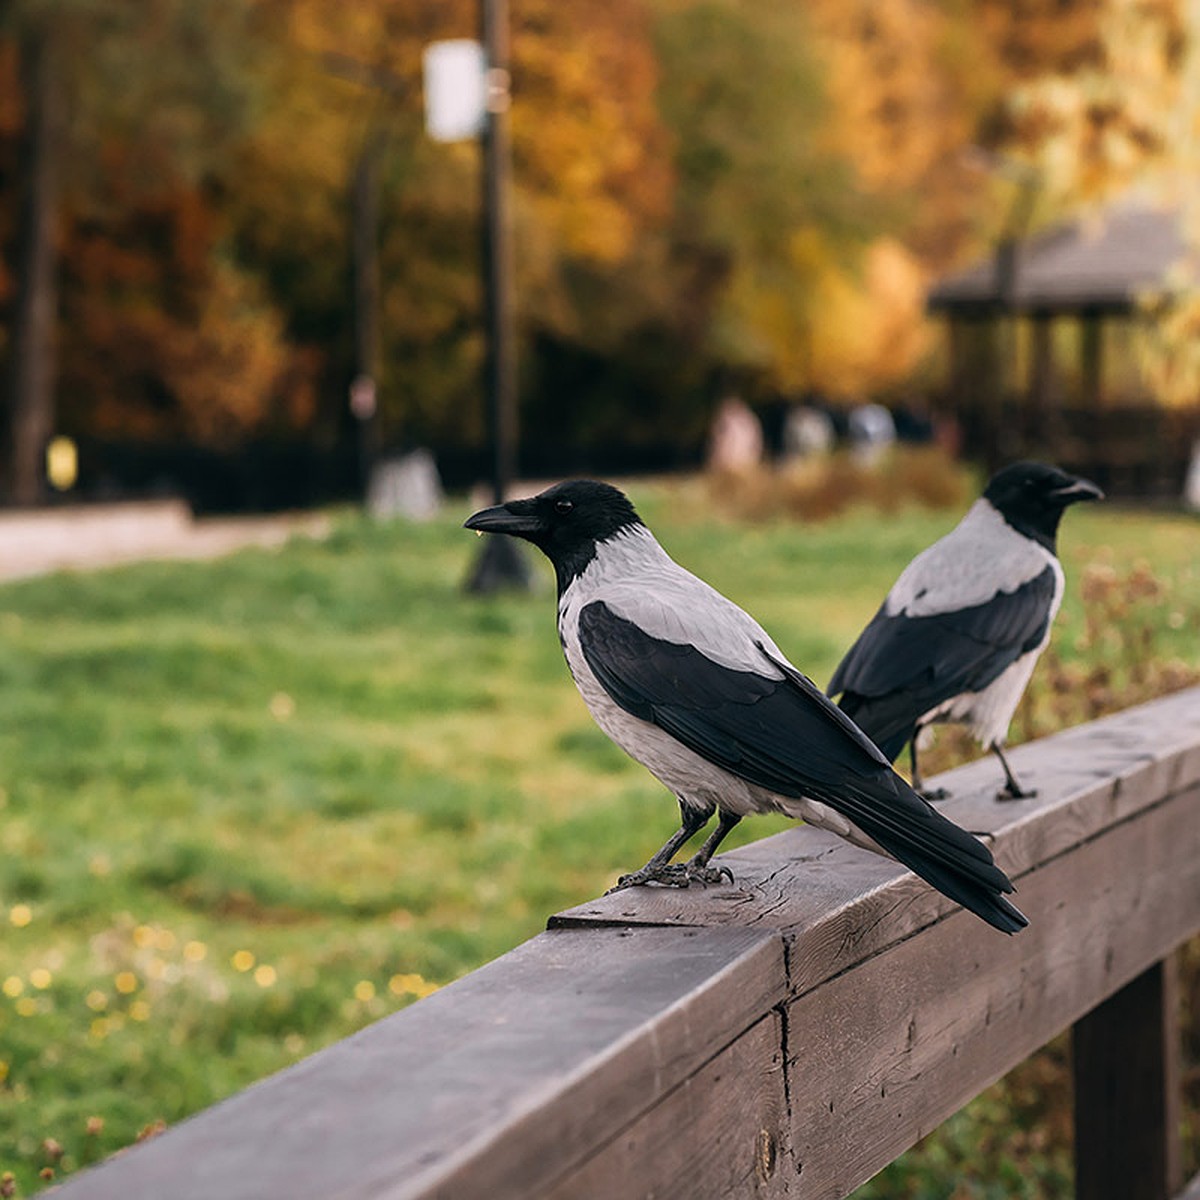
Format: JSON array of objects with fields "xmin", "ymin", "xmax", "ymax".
[
  {"xmin": 1074, "ymin": 958, "xmax": 1183, "ymax": 1200},
  {"xmin": 52, "ymin": 927, "xmax": 785, "ymax": 1200},
  {"xmin": 782, "ymin": 784, "xmax": 1200, "ymax": 1200},
  {"xmin": 539, "ymin": 1013, "xmax": 792, "ymax": 1200}
]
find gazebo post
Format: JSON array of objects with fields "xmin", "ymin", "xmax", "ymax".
[
  {"xmin": 1080, "ymin": 309, "xmax": 1104, "ymax": 408},
  {"xmin": 1079, "ymin": 308, "xmax": 1104, "ymax": 484},
  {"xmin": 1030, "ymin": 310, "xmax": 1056, "ymax": 448}
]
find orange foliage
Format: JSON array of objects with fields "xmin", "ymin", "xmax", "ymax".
[
  {"xmin": 811, "ymin": 0, "xmax": 983, "ymax": 196},
  {"xmin": 513, "ymin": 0, "xmax": 672, "ymax": 265},
  {"xmin": 147, "ymin": 260, "xmax": 292, "ymax": 446},
  {"xmin": 806, "ymin": 0, "xmax": 1001, "ymax": 271},
  {"xmin": 229, "ymin": 0, "xmax": 674, "ymax": 437},
  {"xmin": 59, "ymin": 171, "xmax": 305, "ymax": 448}
]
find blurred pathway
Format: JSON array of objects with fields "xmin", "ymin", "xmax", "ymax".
[{"xmin": 0, "ymin": 500, "xmax": 331, "ymax": 582}]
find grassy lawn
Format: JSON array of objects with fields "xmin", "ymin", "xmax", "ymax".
[{"xmin": 0, "ymin": 477, "xmax": 1196, "ymax": 1194}]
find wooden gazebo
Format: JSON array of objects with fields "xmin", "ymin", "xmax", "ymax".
[{"xmin": 927, "ymin": 201, "xmax": 1200, "ymax": 495}]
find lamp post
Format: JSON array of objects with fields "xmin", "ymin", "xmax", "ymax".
[
  {"xmin": 423, "ymin": 11, "xmax": 531, "ymax": 589},
  {"xmin": 464, "ymin": 0, "xmax": 532, "ymax": 591},
  {"xmin": 481, "ymin": 0, "xmax": 515, "ymax": 508}
]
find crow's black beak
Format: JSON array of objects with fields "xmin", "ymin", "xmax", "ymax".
[
  {"xmin": 1051, "ymin": 476, "xmax": 1104, "ymax": 505},
  {"xmin": 463, "ymin": 499, "xmax": 545, "ymax": 537}
]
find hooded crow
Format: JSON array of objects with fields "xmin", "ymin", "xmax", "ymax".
[
  {"xmin": 465, "ymin": 480, "xmax": 1027, "ymax": 934},
  {"xmin": 828, "ymin": 461, "xmax": 1102, "ymax": 800}
]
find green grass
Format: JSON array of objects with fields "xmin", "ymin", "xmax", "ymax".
[{"xmin": 0, "ymin": 480, "xmax": 1196, "ymax": 1193}]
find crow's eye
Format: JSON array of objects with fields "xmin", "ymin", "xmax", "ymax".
[{"xmin": 555, "ymin": 499, "xmax": 574, "ymax": 514}]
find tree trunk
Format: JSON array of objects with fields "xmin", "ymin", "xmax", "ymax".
[
  {"xmin": 351, "ymin": 131, "xmax": 384, "ymax": 493},
  {"xmin": 6, "ymin": 25, "xmax": 62, "ymax": 506}
]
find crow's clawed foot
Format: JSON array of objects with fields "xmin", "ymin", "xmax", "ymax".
[
  {"xmin": 606, "ymin": 863, "xmax": 686, "ymax": 893},
  {"xmin": 606, "ymin": 859, "xmax": 735, "ymax": 894},
  {"xmin": 682, "ymin": 860, "xmax": 735, "ymax": 887},
  {"xmin": 997, "ymin": 783, "xmax": 1037, "ymax": 802},
  {"xmin": 919, "ymin": 786, "xmax": 950, "ymax": 802}
]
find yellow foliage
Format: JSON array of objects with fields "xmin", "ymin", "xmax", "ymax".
[
  {"xmin": 1136, "ymin": 289, "xmax": 1200, "ymax": 408},
  {"xmin": 856, "ymin": 239, "xmax": 935, "ymax": 389},
  {"xmin": 738, "ymin": 231, "xmax": 933, "ymax": 397}
]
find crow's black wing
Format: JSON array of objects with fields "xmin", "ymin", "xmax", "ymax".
[
  {"xmin": 826, "ymin": 565, "xmax": 1058, "ymax": 759},
  {"xmin": 577, "ymin": 600, "xmax": 1026, "ymax": 933},
  {"xmin": 578, "ymin": 603, "xmax": 890, "ymax": 789}
]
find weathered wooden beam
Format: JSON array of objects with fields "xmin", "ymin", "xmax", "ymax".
[
  {"xmin": 552, "ymin": 780, "xmax": 1200, "ymax": 1199},
  {"xmin": 540, "ymin": 1013, "xmax": 791, "ymax": 1199},
  {"xmin": 1073, "ymin": 956, "xmax": 1183, "ymax": 1200},
  {"xmin": 550, "ymin": 689, "xmax": 1200, "ymax": 1195},
  {"xmin": 52, "ymin": 927, "xmax": 785, "ymax": 1200},
  {"xmin": 782, "ymin": 783, "xmax": 1200, "ymax": 1198}
]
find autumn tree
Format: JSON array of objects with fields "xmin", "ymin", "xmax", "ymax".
[
  {"xmin": 3, "ymin": 8, "xmax": 62, "ymax": 504},
  {"xmin": 1, "ymin": 0, "xmax": 287, "ymax": 499}
]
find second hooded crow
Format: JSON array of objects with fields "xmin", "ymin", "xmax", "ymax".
[
  {"xmin": 828, "ymin": 461, "xmax": 1102, "ymax": 800},
  {"xmin": 465, "ymin": 480, "xmax": 1027, "ymax": 934}
]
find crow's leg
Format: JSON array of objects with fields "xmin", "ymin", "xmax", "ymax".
[
  {"xmin": 993, "ymin": 742, "xmax": 1036, "ymax": 800},
  {"xmin": 677, "ymin": 810, "xmax": 743, "ymax": 885},
  {"xmin": 606, "ymin": 800, "xmax": 714, "ymax": 893},
  {"xmin": 911, "ymin": 736, "xmax": 948, "ymax": 801}
]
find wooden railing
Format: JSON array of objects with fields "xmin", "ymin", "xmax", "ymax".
[{"xmin": 55, "ymin": 687, "xmax": 1200, "ymax": 1199}]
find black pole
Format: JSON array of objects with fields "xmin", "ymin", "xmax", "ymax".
[
  {"xmin": 467, "ymin": 0, "xmax": 532, "ymax": 592},
  {"xmin": 352, "ymin": 131, "xmax": 384, "ymax": 500},
  {"xmin": 481, "ymin": 0, "xmax": 516, "ymax": 507}
]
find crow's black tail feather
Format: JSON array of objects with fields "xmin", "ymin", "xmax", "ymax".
[
  {"xmin": 833, "ymin": 777, "xmax": 1029, "ymax": 935},
  {"xmin": 775, "ymin": 656, "xmax": 1026, "ymax": 933},
  {"xmin": 836, "ymin": 691, "xmax": 917, "ymax": 763},
  {"xmin": 879, "ymin": 839, "xmax": 1028, "ymax": 934}
]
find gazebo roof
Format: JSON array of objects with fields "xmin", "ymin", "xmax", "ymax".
[{"xmin": 927, "ymin": 202, "xmax": 1193, "ymax": 314}]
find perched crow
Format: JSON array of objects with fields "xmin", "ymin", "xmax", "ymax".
[
  {"xmin": 828, "ymin": 462, "xmax": 1102, "ymax": 800},
  {"xmin": 465, "ymin": 480, "xmax": 1027, "ymax": 934}
]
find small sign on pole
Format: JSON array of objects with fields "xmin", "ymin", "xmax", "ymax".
[
  {"xmin": 423, "ymin": 40, "xmax": 486, "ymax": 143},
  {"xmin": 349, "ymin": 374, "xmax": 377, "ymax": 421}
]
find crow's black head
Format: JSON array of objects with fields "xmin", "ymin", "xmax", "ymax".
[
  {"xmin": 982, "ymin": 461, "xmax": 1103, "ymax": 551},
  {"xmin": 464, "ymin": 480, "xmax": 644, "ymax": 591}
]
